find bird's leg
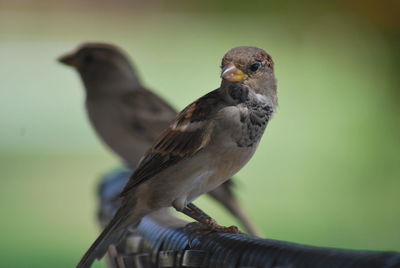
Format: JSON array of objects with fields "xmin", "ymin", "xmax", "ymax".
[{"xmin": 181, "ymin": 203, "xmax": 242, "ymax": 234}]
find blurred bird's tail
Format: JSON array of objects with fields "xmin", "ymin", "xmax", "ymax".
[
  {"xmin": 225, "ymin": 197, "xmax": 262, "ymax": 237},
  {"xmin": 76, "ymin": 209, "xmax": 142, "ymax": 268},
  {"xmin": 209, "ymin": 180, "xmax": 262, "ymax": 236}
]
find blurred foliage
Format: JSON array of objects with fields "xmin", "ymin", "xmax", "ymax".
[{"xmin": 0, "ymin": 1, "xmax": 399, "ymax": 267}]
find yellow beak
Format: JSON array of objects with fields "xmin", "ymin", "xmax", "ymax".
[{"xmin": 221, "ymin": 63, "xmax": 248, "ymax": 82}]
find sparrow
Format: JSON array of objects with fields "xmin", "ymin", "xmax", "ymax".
[
  {"xmin": 59, "ymin": 43, "xmax": 261, "ymax": 236},
  {"xmin": 75, "ymin": 46, "xmax": 277, "ymax": 268}
]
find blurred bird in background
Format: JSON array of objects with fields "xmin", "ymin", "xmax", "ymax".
[{"xmin": 58, "ymin": 42, "xmax": 262, "ymax": 236}]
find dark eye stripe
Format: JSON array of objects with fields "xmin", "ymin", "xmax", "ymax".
[{"xmin": 84, "ymin": 54, "xmax": 94, "ymax": 64}]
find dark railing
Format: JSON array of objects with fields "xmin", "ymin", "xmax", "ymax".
[{"xmin": 96, "ymin": 170, "xmax": 400, "ymax": 268}]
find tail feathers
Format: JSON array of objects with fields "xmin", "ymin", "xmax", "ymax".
[
  {"xmin": 225, "ymin": 198, "xmax": 262, "ymax": 237},
  {"xmin": 209, "ymin": 187, "xmax": 262, "ymax": 237},
  {"xmin": 77, "ymin": 214, "xmax": 129, "ymax": 268}
]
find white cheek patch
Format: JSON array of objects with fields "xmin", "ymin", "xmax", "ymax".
[
  {"xmin": 255, "ymin": 93, "xmax": 268, "ymax": 103},
  {"xmin": 255, "ymin": 93, "xmax": 275, "ymax": 112}
]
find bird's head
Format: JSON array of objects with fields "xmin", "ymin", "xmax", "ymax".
[
  {"xmin": 58, "ymin": 43, "xmax": 140, "ymax": 93},
  {"xmin": 220, "ymin": 46, "xmax": 277, "ymax": 106}
]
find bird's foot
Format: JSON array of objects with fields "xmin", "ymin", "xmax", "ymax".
[
  {"xmin": 183, "ymin": 220, "xmax": 244, "ymax": 247},
  {"xmin": 203, "ymin": 218, "xmax": 243, "ymax": 234},
  {"xmin": 183, "ymin": 222, "xmax": 213, "ymax": 247}
]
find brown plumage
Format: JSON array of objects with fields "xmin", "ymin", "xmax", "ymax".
[{"xmin": 120, "ymin": 91, "xmax": 218, "ymax": 196}]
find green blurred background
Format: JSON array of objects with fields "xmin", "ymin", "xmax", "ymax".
[{"xmin": 1, "ymin": 0, "xmax": 399, "ymax": 267}]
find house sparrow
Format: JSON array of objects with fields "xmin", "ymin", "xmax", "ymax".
[
  {"xmin": 59, "ymin": 43, "xmax": 261, "ymax": 236},
  {"xmin": 75, "ymin": 46, "xmax": 277, "ymax": 268}
]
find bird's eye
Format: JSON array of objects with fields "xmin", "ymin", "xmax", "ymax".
[
  {"xmin": 249, "ymin": 62, "xmax": 261, "ymax": 72},
  {"xmin": 83, "ymin": 54, "xmax": 94, "ymax": 64}
]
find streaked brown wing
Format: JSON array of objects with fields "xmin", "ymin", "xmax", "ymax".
[{"xmin": 119, "ymin": 89, "xmax": 221, "ymax": 197}]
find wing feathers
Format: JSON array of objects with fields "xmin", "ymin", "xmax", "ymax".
[{"xmin": 119, "ymin": 90, "xmax": 221, "ymax": 197}]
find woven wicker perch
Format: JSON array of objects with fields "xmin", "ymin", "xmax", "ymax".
[{"xmin": 96, "ymin": 170, "xmax": 400, "ymax": 268}]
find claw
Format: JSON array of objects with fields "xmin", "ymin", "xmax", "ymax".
[{"xmin": 203, "ymin": 218, "xmax": 243, "ymax": 234}]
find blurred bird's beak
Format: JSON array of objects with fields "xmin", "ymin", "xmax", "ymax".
[
  {"xmin": 58, "ymin": 53, "xmax": 78, "ymax": 68},
  {"xmin": 221, "ymin": 63, "xmax": 247, "ymax": 82}
]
